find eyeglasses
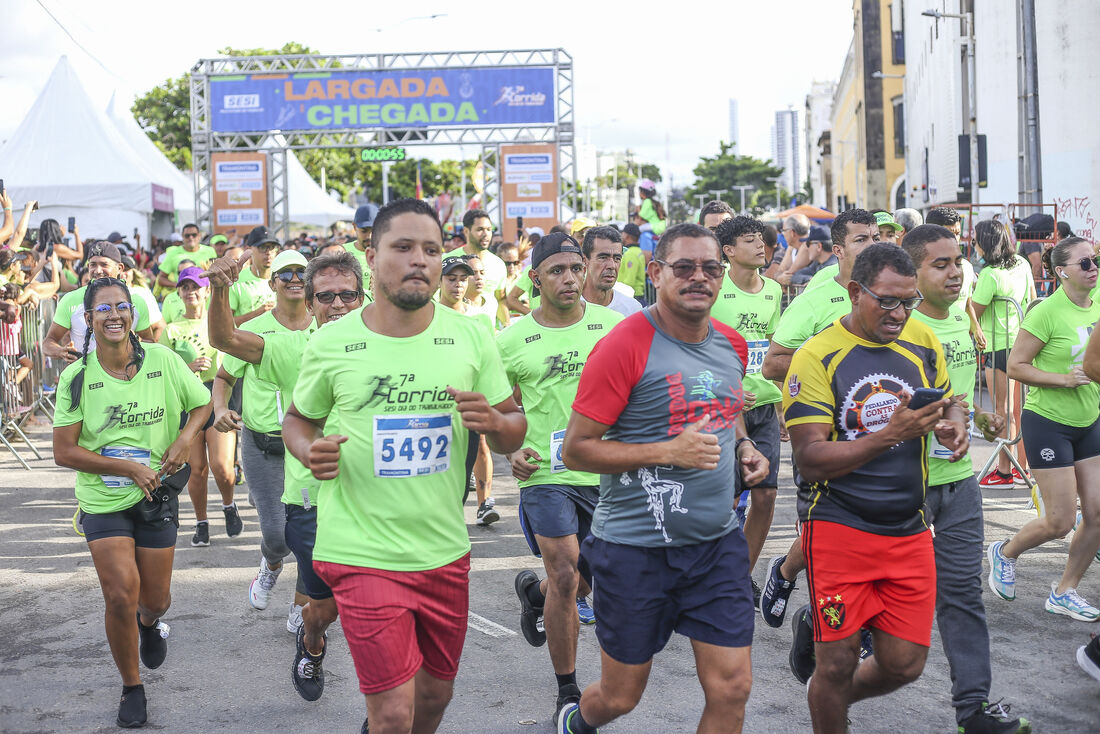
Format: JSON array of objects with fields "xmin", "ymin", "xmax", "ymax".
[
  {"xmin": 1071, "ymin": 256, "xmax": 1100, "ymax": 271},
  {"xmin": 313, "ymin": 290, "xmax": 361, "ymax": 304},
  {"xmin": 859, "ymin": 283, "xmax": 924, "ymax": 311},
  {"xmin": 93, "ymin": 302, "xmax": 133, "ymax": 315},
  {"xmin": 655, "ymin": 258, "xmax": 724, "ymax": 279},
  {"xmin": 182, "ymin": 232, "xmax": 200, "ymax": 238},
  {"xmin": 502, "ymin": 260, "xmax": 521, "ymax": 267},
  {"xmin": 276, "ymin": 269, "xmax": 305, "ymax": 282}
]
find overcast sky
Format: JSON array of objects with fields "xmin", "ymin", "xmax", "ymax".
[{"xmin": 0, "ymin": 0, "xmax": 854, "ymax": 185}]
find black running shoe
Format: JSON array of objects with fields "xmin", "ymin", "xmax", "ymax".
[
  {"xmin": 137, "ymin": 613, "xmax": 169, "ymax": 669},
  {"xmin": 858, "ymin": 627, "xmax": 874, "ymax": 661},
  {"xmin": 361, "ymin": 716, "xmax": 370, "ymax": 734},
  {"xmin": 958, "ymin": 700, "xmax": 1031, "ymax": 733},
  {"xmin": 191, "ymin": 522, "xmax": 210, "ymax": 547},
  {"xmin": 1079, "ymin": 634, "xmax": 1100, "ymax": 682},
  {"xmin": 760, "ymin": 555, "xmax": 796, "ymax": 628},
  {"xmin": 789, "ymin": 603, "xmax": 815, "ymax": 684},
  {"xmin": 751, "ymin": 579, "xmax": 762, "ymax": 612},
  {"xmin": 223, "ymin": 504, "xmax": 243, "ymax": 537},
  {"xmin": 292, "ymin": 624, "xmax": 327, "ymax": 701},
  {"xmin": 116, "ymin": 684, "xmax": 147, "ymax": 728},
  {"xmin": 514, "ymin": 570, "xmax": 546, "ymax": 647},
  {"xmin": 555, "ymin": 683, "xmax": 582, "ymax": 719}
]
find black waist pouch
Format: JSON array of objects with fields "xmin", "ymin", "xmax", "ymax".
[
  {"xmin": 250, "ymin": 429, "xmax": 285, "ymax": 456},
  {"xmin": 139, "ymin": 464, "xmax": 191, "ymax": 528}
]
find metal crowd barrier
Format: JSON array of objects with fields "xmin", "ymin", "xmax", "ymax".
[{"xmin": 0, "ymin": 300, "xmax": 58, "ymax": 469}]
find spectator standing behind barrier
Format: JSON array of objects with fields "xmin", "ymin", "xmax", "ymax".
[
  {"xmin": 636, "ymin": 179, "xmax": 667, "ymax": 236},
  {"xmin": 52, "ymin": 277, "xmax": 211, "ymax": 728},
  {"xmin": 971, "ymin": 219, "xmax": 1035, "ymax": 489},
  {"xmin": 990, "ymin": 236, "xmax": 1100, "ymax": 622},
  {"xmin": 618, "ymin": 224, "xmax": 647, "ymax": 304},
  {"xmin": 790, "ymin": 226, "xmax": 836, "ymax": 285},
  {"xmin": 775, "ymin": 213, "xmax": 812, "ymax": 286}
]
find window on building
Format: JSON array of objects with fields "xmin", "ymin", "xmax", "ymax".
[
  {"xmin": 892, "ymin": 96, "xmax": 905, "ymax": 158},
  {"xmin": 889, "ymin": 3, "xmax": 905, "ymax": 64}
]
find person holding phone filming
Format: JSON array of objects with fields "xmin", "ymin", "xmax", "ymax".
[{"xmin": 52, "ymin": 277, "xmax": 211, "ymax": 728}]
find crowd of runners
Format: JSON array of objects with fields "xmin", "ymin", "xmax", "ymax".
[{"xmin": 24, "ymin": 185, "xmax": 1100, "ymax": 732}]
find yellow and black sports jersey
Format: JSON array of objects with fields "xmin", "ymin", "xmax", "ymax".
[{"xmin": 782, "ymin": 317, "xmax": 951, "ymax": 536}]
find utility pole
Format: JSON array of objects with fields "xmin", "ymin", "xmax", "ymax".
[
  {"xmin": 923, "ymin": 9, "xmax": 979, "ymax": 205},
  {"xmin": 1018, "ymin": 0, "xmax": 1043, "ymax": 208},
  {"xmin": 731, "ymin": 185, "xmax": 755, "ymax": 214}
]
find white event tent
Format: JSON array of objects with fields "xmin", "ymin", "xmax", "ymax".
[{"xmin": 283, "ymin": 147, "xmax": 356, "ymax": 228}]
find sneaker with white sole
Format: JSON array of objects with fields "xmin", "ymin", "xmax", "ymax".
[
  {"xmin": 987, "ymin": 540, "xmax": 1016, "ymax": 601},
  {"xmin": 1045, "ymin": 584, "xmax": 1100, "ymax": 621},
  {"xmin": 248, "ymin": 558, "xmax": 282, "ymax": 610},
  {"xmin": 760, "ymin": 555, "xmax": 796, "ymax": 628},
  {"xmin": 287, "ymin": 603, "xmax": 304, "ymax": 634},
  {"xmin": 476, "ymin": 498, "xmax": 500, "ymax": 525},
  {"xmin": 1077, "ymin": 635, "xmax": 1100, "ymax": 682}
]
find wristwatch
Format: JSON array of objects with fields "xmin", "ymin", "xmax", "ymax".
[{"xmin": 735, "ymin": 437, "xmax": 757, "ymax": 452}]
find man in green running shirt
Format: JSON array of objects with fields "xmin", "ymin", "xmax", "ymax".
[
  {"xmin": 499, "ymin": 232, "xmax": 624, "ymax": 719},
  {"xmin": 228, "ymin": 228, "xmax": 280, "ymax": 325}
]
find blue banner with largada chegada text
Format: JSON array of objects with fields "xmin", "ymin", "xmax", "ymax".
[{"xmin": 209, "ymin": 67, "xmax": 557, "ymax": 133}]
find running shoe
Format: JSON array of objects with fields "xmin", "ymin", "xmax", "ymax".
[
  {"xmin": 789, "ymin": 603, "xmax": 815, "ymax": 684},
  {"xmin": 858, "ymin": 627, "xmax": 874, "ymax": 661},
  {"xmin": 986, "ymin": 541, "xmax": 1016, "ymax": 601},
  {"xmin": 556, "ymin": 702, "xmax": 598, "ymax": 734},
  {"xmin": 1074, "ymin": 512, "xmax": 1100, "ymax": 562},
  {"xmin": 555, "ymin": 683, "xmax": 582, "ymax": 719},
  {"xmin": 287, "ymin": 603, "xmax": 304, "ymax": 634},
  {"xmin": 515, "ymin": 570, "xmax": 547, "ymax": 647},
  {"xmin": 760, "ymin": 555, "xmax": 796, "ymax": 628},
  {"xmin": 1044, "ymin": 584, "xmax": 1100, "ymax": 621},
  {"xmin": 476, "ymin": 498, "xmax": 500, "ymax": 526},
  {"xmin": 137, "ymin": 613, "xmax": 170, "ymax": 669},
  {"xmin": 361, "ymin": 717, "xmax": 370, "ymax": 734},
  {"xmin": 191, "ymin": 521, "xmax": 210, "ymax": 547},
  {"xmin": 577, "ymin": 597, "xmax": 596, "ymax": 625},
  {"xmin": 1011, "ymin": 468, "xmax": 1032, "ymax": 488},
  {"xmin": 751, "ymin": 579, "xmax": 762, "ymax": 612},
  {"xmin": 116, "ymin": 684, "xmax": 147, "ymax": 728},
  {"xmin": 978, "ymin": 470, "xmax": 1014, "ymax": 489},
  {"xmin": 1077, "ymin": 635, "xmax": 1100, "ymax": 682},
  {"xmin": 248, "ymin": 558, "xmax": 282, "ymax": 610},
  {"xmin": 223, "ymin": 504, "xmax": 243, "ymax": 537},
  {"xmin": 958, "ymin": 700, "xmax": 1031, "ymax": 734},
  {"xmin": 291, "ymin": 623, "xmax": 326, "ymax": 701}
]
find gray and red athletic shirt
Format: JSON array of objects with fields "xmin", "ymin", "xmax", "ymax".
[{"xmin": 572, "ymin": 309, "xmax": 749, "ymax": 547}]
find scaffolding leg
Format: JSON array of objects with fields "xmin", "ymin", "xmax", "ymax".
[{"xmin": 0, "ymin": 427, "xmax": 32, "ymax": 470}]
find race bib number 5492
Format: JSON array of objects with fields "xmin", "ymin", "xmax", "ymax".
[{"xmin": 373, "ymin": 414, "xmax": 452, "ymax": 477}]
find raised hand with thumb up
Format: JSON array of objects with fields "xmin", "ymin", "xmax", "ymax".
[{"xmin": 666, "ymin": 413, "xmax": 721, "ymax": 470}]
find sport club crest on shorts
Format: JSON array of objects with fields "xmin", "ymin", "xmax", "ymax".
[{"xmin": 818, "ymin": 593, "xmax": 846, "ymax": 630}]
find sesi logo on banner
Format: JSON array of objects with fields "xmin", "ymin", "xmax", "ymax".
[{"xmin": 209, "ymin": 67, "xmax": 556, "ymax": 133}]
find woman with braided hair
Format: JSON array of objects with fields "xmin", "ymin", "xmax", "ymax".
[{"xmin": 53, "ymin": 277, "xmax": 211, "ymax": 728}]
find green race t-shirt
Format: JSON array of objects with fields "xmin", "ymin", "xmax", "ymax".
[
  {"xmin": 972, "ymin": 256, "xmax": 1032, "ymax": 352},
  {"xmin": 53, "ymin": 343, "xmax": 210, "ymax": 514},
  {"xmin": 159, "ymin": 317, "xmax": 219, "ymax": 383},
  {"xmin": 161, "ymin": 245, "xmax": 217, "ymax": 281},
  {"xmin": 710, "ymin": 274, "xmax": 783, "ymax": 406},
  {"xmin": 292, "ymin": 305, "xmax": 513, "ymax": 571},
  {"xmin": 222, "ymin": 311, "xmax": 313, "ymax": 433},
  {"xmin": 804, "ymin": 263, "xmax": 840, "ymax": 292},
  {"xmin": 515, "ymin": 268, "xmax": 540, "ymax": 310},
  {"xmin": 54, "ymin": 286, "xmax": 153, "ymax": 353},
  {"xmin": 1019, "ymin": 287, "xmax": 1100, "ymax": 427},
  {"xmin": 910, "ymin": 305, "xmax": 978, "ymax": 484},
  {"xmin": 496, "ymin": 303, "xmax": 623, "ymax": 488},
  {"xmin": 342, "ymin": 243, "xmax": 374, "ymax": 302},
  {"xmin": 618, "ymin": 246, "xmax": 646, "ymax": 296},
  {"xmin": 466, "ymin": 247, "xmax": 508, "ymax": 298},
  {"xmin": 229, "ymin": 267, "xmax": 275, "ymax": 318},
  {"xmin": 773, "ymin": 276, "xmax": 851, "ymax": 349}
]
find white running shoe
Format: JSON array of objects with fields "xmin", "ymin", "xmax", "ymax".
[
  {"xmin": 248, "ymin": 558, "xmax": 282, "ymax": 610},
  {"xmin": 287, "ymin": 603, "xmax": 304, "ymax": 634},
  {"xmin": 1045, "ymin": 584, "xmax": 1100, "ymax": 622},
  {"xmin": 986, "ymin": 540, "xmax": 1016, "ymax": 601}
]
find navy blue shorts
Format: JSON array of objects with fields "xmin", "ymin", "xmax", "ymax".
[
  {"xmin": 518, "ymin": 484, "xmax": 598, "ymax": 557},
  {"xmin": 80, "ymin": 503, "xmax": 177, "ymax": 549},
  {"xmin": 1022, "ymin": 409, "xmax": 1100, "ymax": 468},
  {"xmin": 284, "ymin": 503, "xmax": 332, "ymax": 600},
  {"xmin": 582, "ymin": 528, "xmax": 755, "ymax": 665}
]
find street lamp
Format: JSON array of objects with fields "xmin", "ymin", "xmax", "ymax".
[
  {"xmin": 730, "ymin": 185, "xmax": 755, "ymax": 214},
  {"xmin": 766, "ymin": 176, "xmax": 783, "ymax": 210},
  {"xmin": 922, "ymin": 9, "xmax": 978, "ymax": 206},
  {"xmin": 708, "ymin": 189, "xmax": 728, "ymax": 202}
]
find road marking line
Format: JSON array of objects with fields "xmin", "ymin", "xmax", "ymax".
[{"xmin": 468, "ymin": 612, "xmax": 517, "ymax": 637}]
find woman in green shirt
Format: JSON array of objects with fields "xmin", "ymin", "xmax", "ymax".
[
  {"xmin": 971, "ymin": 219, "xmax": 1036, "ymax": 487},
  {"xmin": 989, "ymin": 237, "xmax": 1100, "ymax": 622},
  {"xmin": 53, "ymin": 277, "xmax": 211, "ymax": 727},
  {"xmin": 158, "ymin": 267, "xmax": 243, "ymax": 547}
]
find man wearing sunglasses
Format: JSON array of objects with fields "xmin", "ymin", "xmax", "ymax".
[
  {"xmin": 559, "ymin": 223, "xmax": 768, "ymax": 734},
  {"xmin": 157, "ymin": 223, "xmax": 215, "ymax": 292},
  {"xmin": 229, "ymin": 228, "xmax": 280, "ymax": 325},
  {"xmin": 783, "ymin": 243, "xmax": 967, "ymax": 733},
  {"xmin": 205, "ymin": 249, "xmax": 365, "ymax": 707}
]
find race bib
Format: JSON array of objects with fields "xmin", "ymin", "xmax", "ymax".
[
  {"xmin": 101, "ymin": 446, "xmax": 151, "ymax": 488},
  {"xmin": 745, "ymin": 340, "xmax": 769, "ymax": 375},
  {"xmin": 373, "ymin": 414, "xmax": 452, "ymax": 477},
  {"xmin": 929, "ymin": 410, "xmax": 975, "ymax": 460},
  {"xmin": 550, "ymin": 429, "xmax": 567, "ymax": 474}
]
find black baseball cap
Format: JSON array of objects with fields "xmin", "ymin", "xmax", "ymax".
[
  {"xmin": 354, "ymin": 204, "xmax": 379, "ymax": 229},
  {"xmin": 807, "ymin": 225, "xmax": 831, "ymax": 244},
  {"xmin": 531, "ymin": 232, "xmax": 583, "ymax": 270},
  {"xmin": 85, "ymin": 241, "xmax": 123, "ymax": 264},
  {"xmin": 106, "ymin": 231, "xmax": 126, "ymax": 244},
  {"xmin": 244, "ymin": 226, "xmax": 279, "ymax": 248},
  {"xmin": 441, "ymin": 255, "xmax": 474, "ymax": 276}
]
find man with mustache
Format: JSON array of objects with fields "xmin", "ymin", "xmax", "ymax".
[
  {"xmin": 558, "ymin": 222, "xmax": 768, "ymax": 734},
  {"xmin": 579, "ymin": 226, "xmax": 642, "ymax": 318}
]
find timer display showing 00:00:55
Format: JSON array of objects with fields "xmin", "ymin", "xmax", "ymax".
[{"xmin": 361, "ymin": 148, "xmax": 408, "ymax": 162}]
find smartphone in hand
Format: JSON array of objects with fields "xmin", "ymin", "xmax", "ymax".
[
  {"xmin": 68, "ymin": 216, "xmax": 76, "ymax": 232},
  {"xmin": 907, "ymin": 387, "xmax": 945, "ymax": 410}
]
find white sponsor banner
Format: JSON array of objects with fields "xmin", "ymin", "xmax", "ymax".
[
  {"xmin": 504, "ymin": 201, "xmax": 555, "ymax": 219},
  {"xmin": 216, "ymin": 180, "xmax": 264, "ymax": 192},
  {"xmin": 214, "ymin": 161, "xmax": 264, "ymax": 180},
  {"xmin": 216, "ymin": 208, "xmax": 265, "ymax": 226}
]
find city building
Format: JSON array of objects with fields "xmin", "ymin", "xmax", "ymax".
[
  {"xmin": 770, "ymin": 108, "xmax": 800, "ymax": 196},
  {"xmin": 804, "ymin": 81, "xmax": 836, "ymax": 209}
]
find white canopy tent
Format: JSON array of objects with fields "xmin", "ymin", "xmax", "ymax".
[
  {"xmin": 285, "ymin": 149, "xmax": 355, "ymax": 228},
  {"xmin": 106, "ymin": 91, "xmax": 196, "ymax": 229},
  {"xmin": 0, "ymin": 56, "xmax": 174, "ymax": 246}
]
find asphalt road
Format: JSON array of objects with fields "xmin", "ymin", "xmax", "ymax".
[{"xmin": 1, "ymin": 421, "xmax": 1097, "ymax": 733}]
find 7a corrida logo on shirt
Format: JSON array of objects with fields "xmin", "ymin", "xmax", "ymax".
[
  {"xmin": 98, "ymin": 402, "xmax": 166, "ymax": 432},
  {"xmin": 357, "ymin": 373, "xmax": 452, "ymax": 413},
  {"xmin": 539, "ymin": 351, "xmax": 585, "ymax": 383},
  {"xmin": 665, "ymin": 370, "xmax": 744, "ymax": 436}
]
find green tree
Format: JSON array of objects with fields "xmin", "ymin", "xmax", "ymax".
[{"xmin": 688, "ymin": 142, "xmax": 787, "ymax": 214}]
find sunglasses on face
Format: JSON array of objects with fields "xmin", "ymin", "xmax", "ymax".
[
  {"xmin": 276, "ymin": 269, "xmax": 305, "ymax": 282},
  {"xmin": 1071, "ymin": 256, "xmax": 1100, "ymax": 271},
  {"xmin": 655, "ymin": 258, "xmax": 725, "ymax": 279},
  {"xmin": 313, "ymin": 290, "xmax": 361, "ymax": 304},
  {"xmin": 502, "ymin": 260, "xmax": 521, "ymax": 267},
  {"xmin": 859, "ymin": 283, "xmax": 924, "ymax": 311},
  {"xmin": 93, "ymin": 302, "xmax": 133, "ymax": 315}
]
